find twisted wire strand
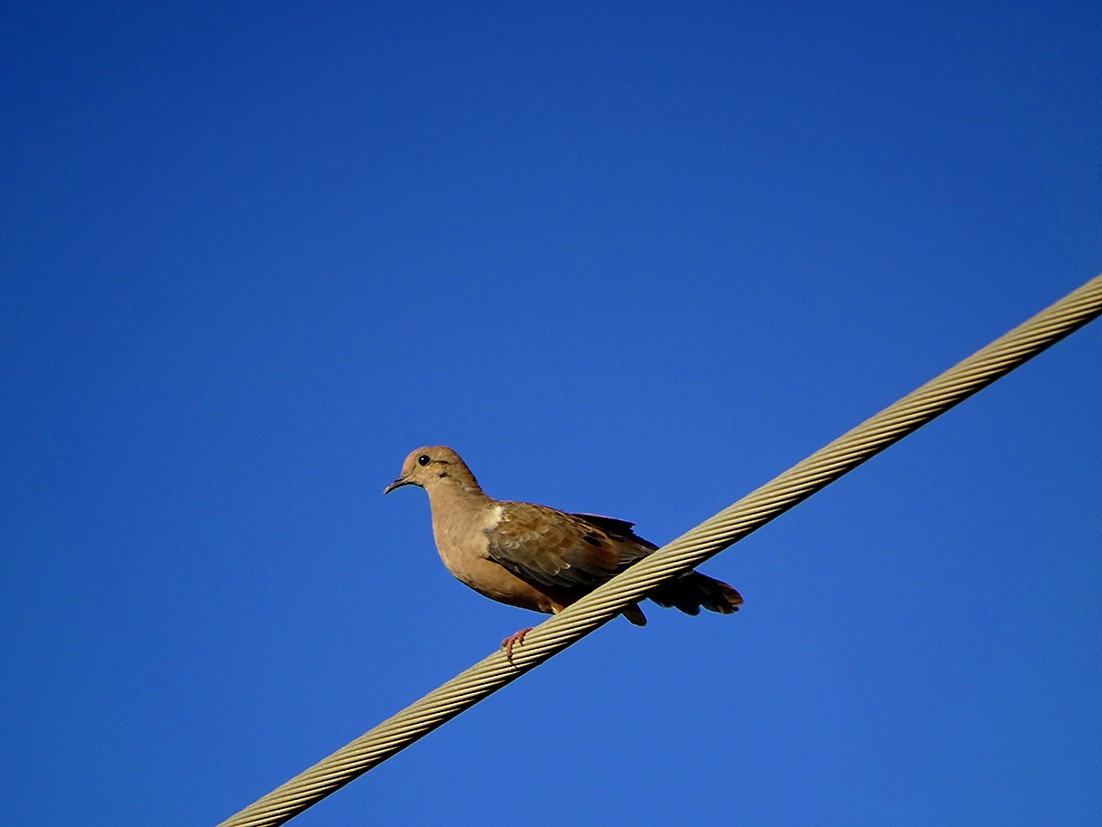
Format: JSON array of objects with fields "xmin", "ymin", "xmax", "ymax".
[{"xmin": 219, "ymin": 273, "xmax": 1102, "ymax": 827}]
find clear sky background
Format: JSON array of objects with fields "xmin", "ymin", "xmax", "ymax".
[{"xmin": 3, "ymin": 3, "xmax": 1100, "ymax": 825}]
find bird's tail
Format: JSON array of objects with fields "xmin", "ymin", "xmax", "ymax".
[
  {"xmin": 647, "ymin": 572, "xmax": 743, "ymax": 616},
  {"xmin": 621, "ymin": 603, "xmax": 648, "ymax": 626}
]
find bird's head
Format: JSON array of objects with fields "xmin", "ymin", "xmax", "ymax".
[{"xmin": 383, "ymin": 445, "xmax": 481, "ymax": 495}]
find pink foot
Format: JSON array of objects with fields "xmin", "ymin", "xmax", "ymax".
[{"xmin": 501, "ymin": 627, "xmax": 533, "ymax": 664}]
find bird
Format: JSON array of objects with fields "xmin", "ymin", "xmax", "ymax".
[{"xmin": 384, "ymin": 446, "xmax": 743, "ymax": 661}]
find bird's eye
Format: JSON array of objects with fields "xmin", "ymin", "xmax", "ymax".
[{"xmin": 417, "ymin": 454, "xmax": 430, "ymax": 466}]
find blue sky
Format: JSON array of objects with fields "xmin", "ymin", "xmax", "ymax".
[{"xmin": 2, "ymin": 2, "xmax": 1100, "ymax": 825}]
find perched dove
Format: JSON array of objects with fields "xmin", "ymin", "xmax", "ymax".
[{"xmin": 384, "ymin": 446, "xmax": 742, "ymax": 659}]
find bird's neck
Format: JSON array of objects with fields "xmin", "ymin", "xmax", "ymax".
[
  {"xmin": 425, "ymin": 477, "xmax": 491, "ymax": 512},
  {"xmin": 425, "ymin": 479, "xmax": 494, "ymax": 540}
]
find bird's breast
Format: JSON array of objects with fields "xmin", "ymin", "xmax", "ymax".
[
  {"xmin": 428, "ymin": 500, "xmax": 560, "ymax": 613},
  {"xmin": 429, "ymin": 499, "xmax": 500, "ymax": 575}
]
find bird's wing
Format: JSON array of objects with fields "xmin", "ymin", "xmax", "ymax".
[
  {"xmin": 569, "ymin": 513, "xmax": 659, "ymax": 552},
  {"xmin": 483, "ymin": 502, "xmax": 648, "ymax": 591}
]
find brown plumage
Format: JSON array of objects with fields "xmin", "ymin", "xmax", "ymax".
[{"xmin": 384, "ymin": 446, "xmax": 742, "ymax": 658}]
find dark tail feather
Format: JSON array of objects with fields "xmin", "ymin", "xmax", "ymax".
[
  {"xmin": 621, "ymin": 603, "xmax": 648, "ymax": 625},
  {"xmin": 648, "ymin": 572, "xmax": 743, "ymax": 616}
]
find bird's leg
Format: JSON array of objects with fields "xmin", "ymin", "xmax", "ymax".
[{"xmin": 500, "ymin": 627, "xmax": 533, "ymax": 664}]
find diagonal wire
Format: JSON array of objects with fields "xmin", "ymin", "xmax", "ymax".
[{"xmin": 218, "ymin": 272, "xmax": 1102, "ymax": 827}]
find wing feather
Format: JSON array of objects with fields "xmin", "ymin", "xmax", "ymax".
[{"xmin": 483, "ymin": 502, "xmax": 652, "ymax": 591}]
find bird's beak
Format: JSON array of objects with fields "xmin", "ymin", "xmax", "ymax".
[{"xmin": 383, "ymin": 475, "xmax": 410, "ymax": 495}]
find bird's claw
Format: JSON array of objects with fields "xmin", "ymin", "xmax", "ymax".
[{"xmin": 501, "ymin": 627, "xmax": 533, "ymax": 665}]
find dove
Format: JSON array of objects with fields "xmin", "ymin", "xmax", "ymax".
[{"xmin": 384, "ymin": 446, "xmax": 742, "ymax": 660}]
